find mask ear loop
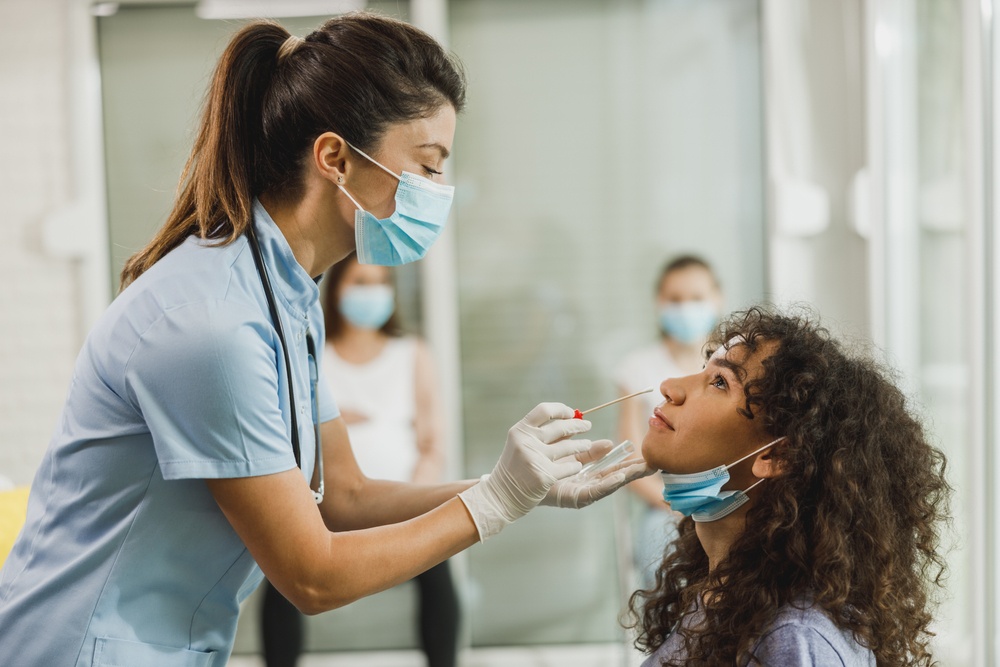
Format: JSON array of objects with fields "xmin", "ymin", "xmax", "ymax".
[
  {"xmin": 723, "ymin": 436, "xmax": 785, "ymax": 471},
  {"xmin": 337, "ymin": 141, "xmax": 403, "ymax": 212},
  {"xmin": 344, "ymin": 141, "xmax": 402, "ymax": 182},
  {"xmin": 337, "ymin": 182, "xmax": 364, "ymax": 212},
  {"xmin": 725, "ymin": 436, "xmax": 786, "ymax": 495}
]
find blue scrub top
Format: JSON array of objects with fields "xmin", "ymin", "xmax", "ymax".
[{"xmin": 0, "ymin": 200, "xmax": 339, "ymax": 667}]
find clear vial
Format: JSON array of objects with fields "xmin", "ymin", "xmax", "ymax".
[{"xmin": 578, "ymin": 440, "xmax": 635, "ymax": 479}]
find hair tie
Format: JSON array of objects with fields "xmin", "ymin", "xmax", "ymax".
[{"xmin": 277, "ymin": 35, "xmax": 304, "ymax": 65}]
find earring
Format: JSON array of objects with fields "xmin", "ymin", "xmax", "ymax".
[{"xmin": 337, "ymin": 176, "xmax": 344, "ymax": 184}]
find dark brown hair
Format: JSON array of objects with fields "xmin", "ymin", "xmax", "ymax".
[
  {"xmin": 629, "ymin": 306, "xmax": 950, "ymax": 666},
  {"xmin": 656, "ymin": 254, "xmax": 720, "ymax": 294},
  {"xmin": 322, "ymin": 253, "xmax": 401, "ymax": 340},
  {"xmin": 120, "ymin": 12, "xmax": 466, "ymax": 288}
]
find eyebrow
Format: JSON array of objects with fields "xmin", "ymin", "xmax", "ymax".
[
  {"xmin": 418, "ymin": 142, "xmax": 451, "ymax": 160},
  {"xmin": 708, "ymin": 355, "xmax": 748, "ymax": 384}
]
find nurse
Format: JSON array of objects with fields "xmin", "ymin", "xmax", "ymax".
[{"xmin": 0, "ymin": 13, "xmax": 648, "ymax": 666}]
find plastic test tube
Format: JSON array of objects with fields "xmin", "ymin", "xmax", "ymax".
[{"xmin": 578, "ymin": 440, "xmax": 635, "ymax": 479}]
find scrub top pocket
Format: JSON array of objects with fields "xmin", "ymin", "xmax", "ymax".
[{"xmin": 93, "ymin": 637, "xmax": 216, "ymax": 667}]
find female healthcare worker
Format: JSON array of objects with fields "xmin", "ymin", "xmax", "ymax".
[{"xmin": 0, "ymin": 13, "xmax": 648, "ymax": 666}]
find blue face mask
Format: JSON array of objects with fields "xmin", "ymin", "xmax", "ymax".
[
  {"xmin": 339, "ymin": 285, "xmax": 395, "ymax": 330},
  {"xmin": 660, "ymin": 437, "xmax": 784, "ymax": 522},
  {"xmin": 338, "ymin": 142, "xmax": 455, "ymax": 266},
  {"xmin": 659, "ymin": 300, "xmax": 718, "ymax": 344}
]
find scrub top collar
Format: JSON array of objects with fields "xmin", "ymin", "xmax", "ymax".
[{"xmin": 250, "ymin": 198, "xmax": 320, "ymax": 319}]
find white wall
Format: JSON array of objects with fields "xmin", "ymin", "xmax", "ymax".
[{"xmin": 0, "ymin": 0, "xmax": 85, "ymax": 487}]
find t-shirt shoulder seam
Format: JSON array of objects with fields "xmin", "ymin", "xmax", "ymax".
[
  {"xmin": 758, "ymin": 621, "xmax": 846, "ymax": 665},
  {"xmin": 121, "ymin": 298, "xmax": 268, "ymax": 385},
  {"xmin": 222, "ymin": 240, "xmax": 248, "ymax": 302}
]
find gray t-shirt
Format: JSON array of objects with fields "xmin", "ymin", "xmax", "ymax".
[{"xmin": 641, "ymin": 601, "xmax": 876, "ymax": 667}]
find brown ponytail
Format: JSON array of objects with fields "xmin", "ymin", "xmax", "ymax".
[{"xmin": 120, "ymin": 13, "xmax": 466, "ymax": 289}]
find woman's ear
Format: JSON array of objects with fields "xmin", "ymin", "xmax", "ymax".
[
  {"xmin": 751, "ymin": 442, "xmax": 787, "ymax": 479},
  {"xmin": 313, "ymin": 131, "xmax": 350, "ymax": 184}
]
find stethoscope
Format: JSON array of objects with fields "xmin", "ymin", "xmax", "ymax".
[{"xmin": 247, "ymin": 225, "xmax": 325, "ymax": 504}]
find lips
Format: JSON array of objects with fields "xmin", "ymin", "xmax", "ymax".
[{"xmin": 653, "ymin": 407, "xmax": 674, "ymax": 430}]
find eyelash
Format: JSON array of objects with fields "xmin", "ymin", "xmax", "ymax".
[
  {"xmin": 423, "ymin": 166, "xmax": 442, "ymax": 176},
  {"xmin": 711, "ymin": 374, "xmax": 728, "ymax": 390}
]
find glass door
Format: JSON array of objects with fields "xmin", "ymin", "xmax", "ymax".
[{"xmin": 449, "ymin": 0, "xmax": 766, "ymax": 649}]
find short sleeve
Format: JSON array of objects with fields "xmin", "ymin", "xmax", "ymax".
[
  {"xmin": 124, "ymin": 300, "xmax": 298, "ymax": 480},
  {"xmin": 751, "ymin": 623, "xmax": 848, "ymax": 667}
]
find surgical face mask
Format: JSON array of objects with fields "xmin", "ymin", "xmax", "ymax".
[
  {"xmin": 660, "ymin": 437, "xmax": 784, "ymax": 522},
  {"xmin": 338, "ymin": 142, "xmax": 455, "ymax": 266},
  {"xmin": 339, "ymin": 284, "xmax": 395, "ymax": 330},
  {"xmin": 659, "ymin": 300, "xmax": 718, "ymax": 344}
]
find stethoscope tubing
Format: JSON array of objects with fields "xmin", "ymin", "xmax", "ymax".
[{"xmin": 246, "ymin": 225, "xmax": 324, "ymax": 502}]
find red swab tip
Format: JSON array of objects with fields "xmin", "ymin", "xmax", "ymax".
[{"xmin": 573, "ymin": 409, "xmax": 584, "ymax": 420}]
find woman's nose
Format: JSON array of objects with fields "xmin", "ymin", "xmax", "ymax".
[{"xmin": 660, "ymin": 377, "xmax": 684, "ymax": 405}]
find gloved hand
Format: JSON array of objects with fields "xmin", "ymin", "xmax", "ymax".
[
  {"xmin": 540, "ymin": 443, "xmax": 655, "ymax": 509},
  {"xmin": 458, "ymin": 402, "xmax": 594, "ymax": 541}
]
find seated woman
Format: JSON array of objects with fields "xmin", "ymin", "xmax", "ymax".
[{"xmin": 629, "ymin": 307, "xmax": 949, "ymax": 666}]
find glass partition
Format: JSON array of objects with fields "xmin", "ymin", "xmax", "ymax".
[
  {"xmin": 914, "ymin": 2, "xmax": 975, "ymax": 660},
  {"xmin": 872, "ymin": 0, "xmax": 977, "ymax": 662},
  {"xmin": 449, "ymin": 0, "xmax": 766, "ymax": 647}
]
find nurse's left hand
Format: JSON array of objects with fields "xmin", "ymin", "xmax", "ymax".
[{"xmin": 540, "ymin": 444, "xmax": 654, "ymax": 509}]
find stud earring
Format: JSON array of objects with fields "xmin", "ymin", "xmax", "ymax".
[{"xmin": 337, "ymin": 176, "xmax": 344, "ymax": 184}]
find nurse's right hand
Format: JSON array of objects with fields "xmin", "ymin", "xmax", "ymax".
[{"xmin": 457, "ymin": 402, "xmax": 593, "ymax": 541}]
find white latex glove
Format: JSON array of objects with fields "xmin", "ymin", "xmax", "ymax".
[
  {"xmin": 541, "ymin": 447, "xmax": 655, "ymax": 509},
  {"xmin": 458, "ymin": 402, "xmax": 594, "ymax": 541}
]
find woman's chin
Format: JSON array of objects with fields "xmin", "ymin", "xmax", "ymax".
[{"xmin": 640, "ymin": 434, "xmax": 665, "ymax": 471}]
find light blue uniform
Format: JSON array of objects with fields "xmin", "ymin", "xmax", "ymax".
[{"xmin": 0, "ymin": 201, "xmax": 338, "ymax": 666}]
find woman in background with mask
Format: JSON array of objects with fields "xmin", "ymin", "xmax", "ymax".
[
  {"xmin": 615, "ymin": 255, "xmax": 723, "ymax": 588},
  {"xmin": 630, "ymin": 307, "xmax": 948, "ymax": 666},
  {"xmin": 261, "ymin": 255, "xmax": 460, "ymax": 667},
  {"xmin": 0, "ymin": 14, "xmax": 646, "ymax": 666}
]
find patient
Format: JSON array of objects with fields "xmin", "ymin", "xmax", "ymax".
[{"xmin": 629, "ymin": 307, "xmax": 949, "ymax": 666}]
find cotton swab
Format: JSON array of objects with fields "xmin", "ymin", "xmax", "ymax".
[{"xmin": 573, "ymin": 387, "xmax": 656, "ymax": 419}]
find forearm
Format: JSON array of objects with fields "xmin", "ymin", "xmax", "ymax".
[
  {"xmin": 327, "ymin": 476, "xmax": 476, "ymax": 531},
  {"xmin": 318, "ymin": 417, "xmax": 474, "ymax": 530},
  {"xmin": 209, "ymin": 468, "xmax": 480, "ymax": 618},
  {"xmin": 297, "ymin": 497, "xmax": 478, "ymax": 613}
]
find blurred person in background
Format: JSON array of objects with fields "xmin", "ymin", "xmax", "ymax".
[
  {"xmin": 261, "ymin": 254, "xmax": 460, "ymax": 667},
  {"xmin": 615, "ymin": 255, "xmax": 723, "ymax": 588}
]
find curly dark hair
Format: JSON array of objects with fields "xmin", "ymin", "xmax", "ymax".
[{"xmin": 628, "ymin": 306, "xmax": 951, "ymax": 666}]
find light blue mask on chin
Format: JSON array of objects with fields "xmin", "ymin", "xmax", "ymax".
[
  {"xmin": 338, "ymin": 142, "xmax": 455, "ymax": 266},
  {"xmin": 660, "ymin": 437, "xmax": 784, "ymax": 522},
  {"xmin": 339, "ymin": 285, "xmax": 395, "ymax": 330}
]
